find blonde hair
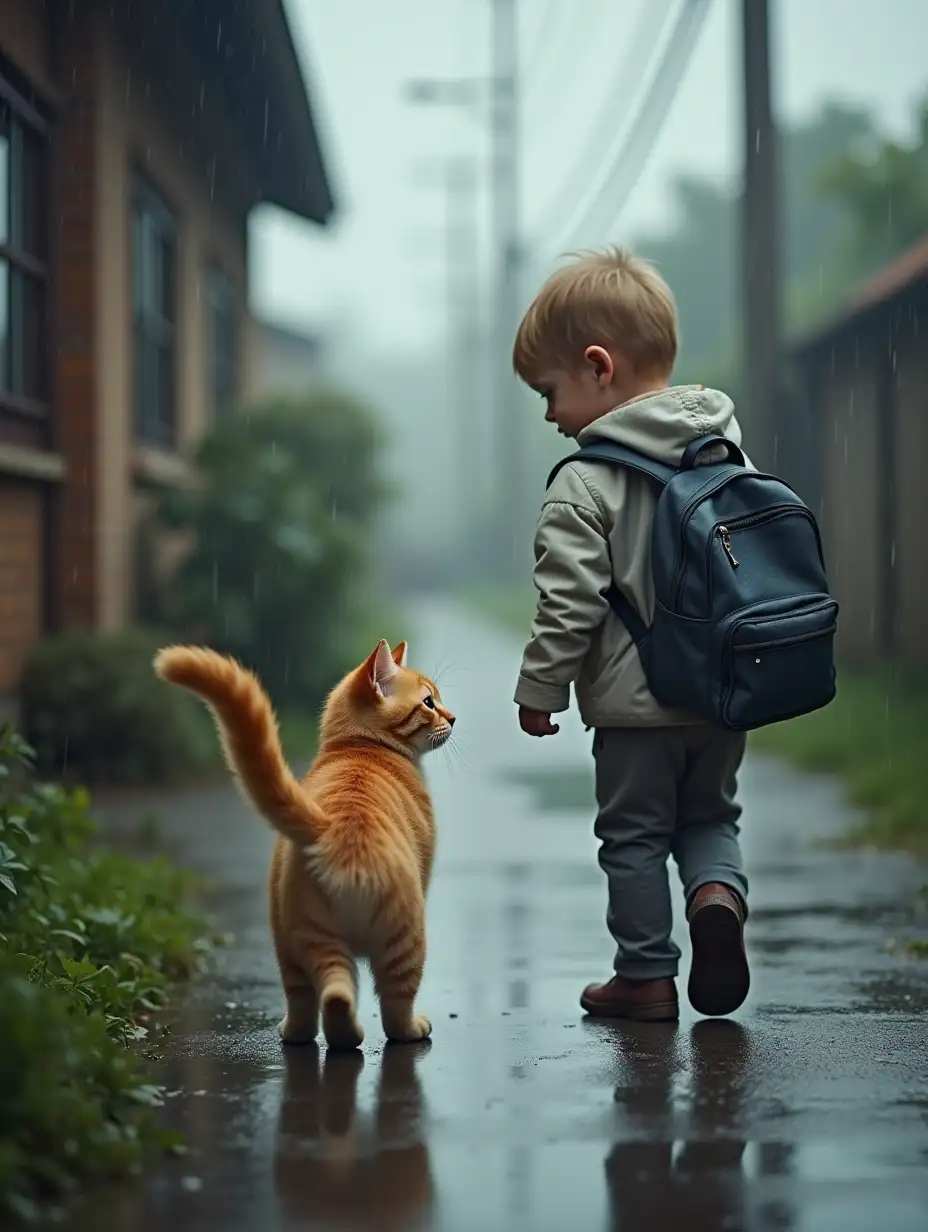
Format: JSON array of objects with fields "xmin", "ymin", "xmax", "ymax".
[{"xmin": 512, "ymin": 246, "xmax": 678, "ymax": 382}]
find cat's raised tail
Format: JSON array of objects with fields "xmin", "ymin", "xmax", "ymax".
[{"xmin": 154, "ymin": 645, "xmax": 322, "ymax": 847}]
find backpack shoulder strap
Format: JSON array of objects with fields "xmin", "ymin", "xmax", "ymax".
[
  {"xmin": 544, "ymin": 438, "xmax": 672, "ymax": 649},
  {"xmin": 546, "ymin": 439, "xmax": 678, "ymax": 491}
]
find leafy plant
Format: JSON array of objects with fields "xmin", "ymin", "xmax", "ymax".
[
  {"xmin": 154, "ymin": 390, "xmax": 391, "ymax": 709},
  {"xmin": 19, "ymin": 626, "xmax": 220, "ymax": 785},
  {"xmin": 0, "ymin": 725, "xmax": 215, "ymax": 1220}
]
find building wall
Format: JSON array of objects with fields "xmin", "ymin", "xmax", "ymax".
[
  {"xmin": 810, "ymin": 292, "xmax": 928, "ymax": 668},
  {"xmin": 0, "ymin": 481, "xmax": 43, "ymax": 692},
  {"xmin": 94, "ymin": 19, "xmax": 250, "ymax": 630},
  {"xmin": 1, "ymin": 0, "xmax": 328, "ymax": 693},
  {"xmin": 893, "ymin": 332, "xmax": 928, "ymax": 664},
  {"xmin": 819, "ymin": 349, "xmax": 882, "ymax": 663},
  {"xmin": 0, "ymin": 0, "xmax": 52, "ymax": 89},
  {"xmin": 0, "ymin": 2, "xmax": 56, "ymax": 688},
  {"xmin": 51, "ymin": 3, "xmax": 101, "ymax": 631}
]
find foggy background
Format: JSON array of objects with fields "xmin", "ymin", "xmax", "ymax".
[{"xmin": 248, "ymin": 0, "xmax": 928, "ymax": 589}]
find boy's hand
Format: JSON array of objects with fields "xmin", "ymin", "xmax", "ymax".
[{"xmin": 518, "ymin": 706, "xmax": 560, "ymax": 737}]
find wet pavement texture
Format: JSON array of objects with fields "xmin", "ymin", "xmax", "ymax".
[{"xmin": 65, "ymin": 600, "xmax": 928, "ymax": 1231}]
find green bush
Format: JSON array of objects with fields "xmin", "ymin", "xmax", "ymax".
[
  {"xmin": 154, "ymin": 389, "xmax": 391, "ymax": 709},
  {"xmin": 19, "ymin": 626, "xmax": 219, "ymax": 785},
  {"xmin": 0, "ymin": 725, "xmax": 214, "ymax": 1220}
]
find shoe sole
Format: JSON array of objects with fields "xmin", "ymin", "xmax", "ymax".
[
  {"xmin": 688, "ymin": 904, "xmax": 750, "ymax": 1017},
  {"xmin": 579, "ymin": 995, "xmax": 679, "ymax": 1022}
]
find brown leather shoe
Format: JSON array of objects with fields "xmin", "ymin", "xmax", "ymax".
[
  {"xmin": 687, "ymin": 883, "xmax": 750, "ymax": 1017},
  {"xmin": 580, "ymin": 975, "xmax": 679, "ymax": 1022}
]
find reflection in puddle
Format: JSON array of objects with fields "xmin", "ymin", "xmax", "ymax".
[
  {"xmin": 603, "ymin": 1020, "xmax": 798, "ymax": 1231},
  {"xmin": 274, "ymin": 1043, "xmax": 434, "ymax": 1231}
]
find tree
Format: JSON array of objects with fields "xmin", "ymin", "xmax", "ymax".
[
  {"xmin": 633, "ymin": 102, "xmax": 879, "ymax": 379},
  {"xmin": 155, "ymin": 390, "xmax": 391, "ymax": 708},
  {"xmin": 818, "ymin": 95, "xmax": 928, "ymax": 274}
]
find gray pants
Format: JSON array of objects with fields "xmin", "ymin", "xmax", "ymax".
[{"xmin": 593, "ymin": 725, "xmax": 748, "ymax": 981}]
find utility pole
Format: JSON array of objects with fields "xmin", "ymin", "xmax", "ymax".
[
  {"xmin": 490, "ymin": 0, "xmax": 523, "ymax": 578},
  {"xmin": 740, "ymin": 0, "xmax": 780, "ymax": 474},
  {"xmin": 404, "ymin": 0, "xmax": 523, "ymax": 581},
  {"xmin": 444, "ymin": 157, "xmax": 482, "ymax": 579}
]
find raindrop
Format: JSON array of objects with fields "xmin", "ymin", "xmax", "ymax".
[
  {"xmin": 263, "ymin": 99, "xmax": 269, "ymax": 145},
  {"xmin": 212, "ymin": 562, "xmax": 218, "ymax": 602}
]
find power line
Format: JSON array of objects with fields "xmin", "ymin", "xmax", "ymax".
[
  {"xmin": 539, "ymin": 0, "xmax": 713, "ymax": 255},
  {"xmin": 531, "ymin": 0, "xmax": 676, "ymax": 244},
  {"xmin": 522, "ymin": 0, "xmax": 598, "ymax": 105}
]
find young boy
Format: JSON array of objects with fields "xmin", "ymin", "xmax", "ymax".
[{"xmin": 513, "ymin": 247, "xmax": 750, "ymax": 1022}]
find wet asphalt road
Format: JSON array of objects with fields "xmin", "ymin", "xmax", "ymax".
[{"xmin": 65, "ymin": 599, "xmax": 928, "ymax": 1232}]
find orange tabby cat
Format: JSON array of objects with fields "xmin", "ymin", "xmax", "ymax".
[{"xmin": 153, "ymin": 638, "xmax": 454, "ymax": 1050}]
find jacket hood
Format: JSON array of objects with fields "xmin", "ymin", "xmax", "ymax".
[{"xmin": 577, "ymin": 385, "xmax": 742, "ymax": 467}]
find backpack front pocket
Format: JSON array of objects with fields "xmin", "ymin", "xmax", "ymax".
[{"xmin": 717, "ymin": 597, "xmax": 838, "ymax": 730}]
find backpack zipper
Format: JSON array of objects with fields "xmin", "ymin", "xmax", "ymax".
[
  {"xmin": 736, "ymin": 624, "xmax": 837, "ymax": 652},
  {"xmin": 718, "ymin": 526, "xmax": 738, "ymax": 568},
  {"xmin": 675, "ymin": 502, "xmax": 807, "ymax": 609}
]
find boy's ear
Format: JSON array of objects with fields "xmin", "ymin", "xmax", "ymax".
[{"xmin": 584, "ymin": 345, "xmax": 614, "ymax": 387}]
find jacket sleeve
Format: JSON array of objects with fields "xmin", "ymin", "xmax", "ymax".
[{"xmin": 514, "ymin": 465, "xmax": 613, "ymax": 713}]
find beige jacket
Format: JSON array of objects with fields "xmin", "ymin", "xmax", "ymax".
[{"xmin": 514, "ymin": 386, "xmax": 750, "ymax": 728}]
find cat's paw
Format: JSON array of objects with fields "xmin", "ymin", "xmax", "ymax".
[
  {"xmin": 278, "ymin": 1013, "xmax": 318, "ymax": 1045},
  {"xmin": 322, "ymin": 997, "xmax": 365, "ymax": 1051},
  {"xmin": 386, "ymin": 1012, "xmax": 432, "ymax": 1044}
]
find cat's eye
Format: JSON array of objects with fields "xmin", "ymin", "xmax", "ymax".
[{"xmin": 423, "ymin": 695, "xmax": 436, "ymax": 710}]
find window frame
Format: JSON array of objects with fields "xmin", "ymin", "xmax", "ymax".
[
  {"xmin": 131, "ymin": 171, "xmax": 178, "ymax": 450},
  {"xmin": 0, "ymin": 68, "xmax": 50, "ymax": 424}
]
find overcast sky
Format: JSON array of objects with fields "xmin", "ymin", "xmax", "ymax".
[{"xmin": 250, "ymin": 0, "xmax": 928, "ymax": 351}]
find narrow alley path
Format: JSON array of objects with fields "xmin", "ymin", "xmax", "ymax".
[{"xmin": 61, "ymin": 599, "xmax": 928, "ymax": 1232}]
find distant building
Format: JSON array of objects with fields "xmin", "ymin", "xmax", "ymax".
[
  {"xmin": 252, "ymin": 318, "xmax": 324, "ymax": 397},
  {"xmin": 791, "ymin": 237, "xmax": 928, "ymax": 666},
  {"xmin": 0, "ymin": 0, "xmax": 335, "ymax": 696}
]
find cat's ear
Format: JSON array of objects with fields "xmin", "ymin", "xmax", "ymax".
[
  {"xmin": 367, "ymin": 639, "xmax": 397, "ymax": 699},
  {"xmin": 391, "ymin": 641, "xmax": 408, "ymax": 669}
]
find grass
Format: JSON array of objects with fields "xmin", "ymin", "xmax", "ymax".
[
  {"xmin": 0, "ymin": 725, "xmax": 218, "ymax": 1222},
  {"xmin": 751, "ymin": 666, "xmax": 928, "ymax": 858}
]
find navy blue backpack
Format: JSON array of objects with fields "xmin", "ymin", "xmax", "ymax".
[{"xmin": 547, "ymin": 434, "xmax": 838, "ymax": 731}]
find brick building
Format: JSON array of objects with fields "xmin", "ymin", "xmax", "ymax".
[
  {"xmin": 792, "ymin": 237, "xmax": 928, "ymax": 666},
  {"xmin": 0, "ymin": 0, "xmax": 334, "ymax": 697}
]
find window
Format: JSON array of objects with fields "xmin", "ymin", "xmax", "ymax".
[
  {"xmin": 205, "ymin": 264, "xmax": 238, "ymax": 419},
  {"xmin": 0, "ymin": 86, "xmax": 48, "ymax": 416},
  {"xmin": 132, "ymin": 174, "xmax": 177, "ymax": 448}
]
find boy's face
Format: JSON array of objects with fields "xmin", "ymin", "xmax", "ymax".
[
  {"xmin": 532, "ymin": 367, "xmax": 614, "ymax": 439},
  {"xmin": 530, "ymin": 345, "xmax": 626, "ymax": 439},
  {"xmin": 531, "ymin": 345, "xmax": 670, "ymax": 439}
]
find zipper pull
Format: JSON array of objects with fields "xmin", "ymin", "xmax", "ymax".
[{"xmin": 719, "ymin": 526, "xmax": 739, "ymax": 568}]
